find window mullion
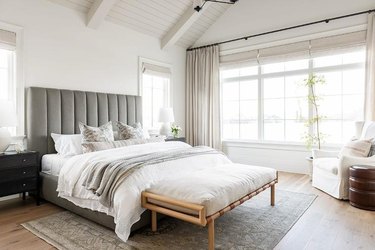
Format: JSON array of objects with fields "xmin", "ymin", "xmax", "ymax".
[
  {"xmin": 151, "ymin": 77, "xmax": 154, "ymax": 128},
  {"xmin": 238, "ymin": 80, "xmax": 241, "ymax": 139},
  {"xmin": 283, "ymin": 75, "xmax": 286, "ymax": 142},
  {"xmin": 258, "ymin": 65, "xmax": 263, "ymax": 141}
]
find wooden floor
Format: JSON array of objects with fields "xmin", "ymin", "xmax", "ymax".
[{"xmin": 0, "ymin": 172, "xmax": 374, "ymax": 250}]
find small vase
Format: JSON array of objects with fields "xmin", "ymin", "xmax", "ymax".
[{"xmin": 172, "ymin": 131, "xmax": 179, "ymax": 138}]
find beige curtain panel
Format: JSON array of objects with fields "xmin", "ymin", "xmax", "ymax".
[
  {"xmin": 365, "ymin": 13, "xmax": 375, "ymax": 120},
  {"xmin": 186, "ymin": 45, "xmax": 221, "ymax": 149}
]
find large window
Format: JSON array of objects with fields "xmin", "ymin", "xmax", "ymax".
[
  {"xmin": 141, "ymin": 61, "xmax": 171, "ymax": 131},
  {"xmin": 0, "ymin": 28, "xmax": 17, "ymax": 135},
  {"xmin": 221, "ymin": 48, "xmax": 366, "ymax": 144}
]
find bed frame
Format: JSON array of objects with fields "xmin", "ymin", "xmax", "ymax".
[
  {"xmin": 142, "ymin": 174, "xmax": 278, "ymax": 250},
  {"xmin": 26, "ymin": 87, "xmax": 151, "ymax": 231}
]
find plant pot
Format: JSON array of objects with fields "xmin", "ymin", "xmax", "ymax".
[{"xmin": 305, "ymin": 156, "xmax": 314, "ymax": 181}]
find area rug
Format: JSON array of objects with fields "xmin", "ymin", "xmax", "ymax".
[{"xmin": 22, "ymin": 190, "xmax": 316, "ymax": 250}]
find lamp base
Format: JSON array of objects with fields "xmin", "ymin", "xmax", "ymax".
[
  {"xmin": 0, "ymin": 127, "xmax": 11, "ymax": 152},
  {"xmin": 159, "ymin": 123, "xmax": 170, "ymax": 136}
]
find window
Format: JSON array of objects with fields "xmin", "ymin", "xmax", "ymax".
[
  {"xmin": 220, "ymin": 48, "xmax": 366, "ymax": 144},
  {"xmin": 0, "ymin": 29, "xmax": 17, "ymax": 135},
  {"xmin": 140, "ymin": 61, "xmax": 171, "ymax": 131},
  {"xmin": 0, "ymin": 49, "xmax": 15, "ymax": 101}
]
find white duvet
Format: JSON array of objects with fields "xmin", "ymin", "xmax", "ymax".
[{"xmin": 57, "ymin": 141, "xmax": 232, "ymax": 241}]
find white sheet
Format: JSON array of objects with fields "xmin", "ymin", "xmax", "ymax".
[
  {"xmin": 57, "ymin": 141, "xmax": 232, "ymax": 242},
  {"xmin": 41, "ymin": 154, "xmax": 72, "ymax": 176}
]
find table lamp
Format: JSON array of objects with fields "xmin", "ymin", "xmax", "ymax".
[
  {"xmin": 0, "ymin": 100, "xmax": 17, "ymax": 153},
  {"xmin": 158, "ymin": 108, "xmax": 174, "ymax": 136}
]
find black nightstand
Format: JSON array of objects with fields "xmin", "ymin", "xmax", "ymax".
[
  {"xmin": 0, "ymin": 151, "xmax": 40, "ymax": 205},
  {"xmin": 165, "ymin": 137, "xmax": 186, "ymax": 143}
]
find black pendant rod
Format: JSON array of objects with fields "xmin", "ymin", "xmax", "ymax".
[{"xmin": 187, "ymin": 8, "xmax": 375, "ymax": 51}]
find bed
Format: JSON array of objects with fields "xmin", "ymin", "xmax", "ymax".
[
  {"xmin": 26, "ymin": 87, "xmax": 147, "ymax": 231},
  {"xmin": 26, "ymin": 87, "xmax": 277, "ymax": 249}
]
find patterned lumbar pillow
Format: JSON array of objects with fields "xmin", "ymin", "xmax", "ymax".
[
  {"xmin": 339, "ymin": 138, "xmax": 373, "ymax": 158},
  {"xmin": 79, "ymin": 122, "xmax": 114, "ymax": 143},
  {"xmin": 82, "ymin": 138, "xmax": 165, "ymax": 153}
]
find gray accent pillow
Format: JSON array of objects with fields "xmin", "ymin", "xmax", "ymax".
[
  {"xmin": 368, "ymin": 144, "xmax": 375, "ymax": 157},
  {"xmin": 82, "ymin": 138, "xmax": 165, "ymax": 153},
  {"xmin": 79, "ymin": 122, "xmax": 114, "ymax": 143}
]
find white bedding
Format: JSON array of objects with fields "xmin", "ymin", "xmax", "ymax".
[
  {"xmin": 41, "ymin": 154, "xmax": 72, "ymax": 176},
  {"xmin": 147, "ymin": 163, "xmax": 276, "ymax": 216},
  {"xmin": 57, "ymin": 141, "xmax": 232, "ymax": 241}
]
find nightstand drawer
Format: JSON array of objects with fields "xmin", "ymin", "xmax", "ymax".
[
  {"xmin": 0, "ymin": 178, "xmax": 37, "ymax": 197},
  {"xmin": 0, "ymin": 153, "xmax": 38, "ymax": 170},
  {"xmin": 0, "ymin": 166, "xmax": 37, "ymax": 183}
]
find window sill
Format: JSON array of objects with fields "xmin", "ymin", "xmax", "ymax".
[{"xmin": 222, "ymin": 139, "xmax": 342, "ymax": 152}]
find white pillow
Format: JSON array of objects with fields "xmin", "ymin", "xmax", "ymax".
[
  {"xmin": 51, "ymin": 133, "xmax": 83, "ymax": 156},
  {"xmin": 339, "ymin": 139, "xmax": 373, "ymax": 158}
]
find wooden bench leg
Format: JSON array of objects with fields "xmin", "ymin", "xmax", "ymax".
[
  {"xmin": 208, "ymin": 220, "xmax": 214, "ymax": 250},
  {"xmin": 151, "ymin": 211, "xmax": 157, "ymax": 232},
  {"xmin": 271, "ymin": 184, "xmax": 275, "ymax": 206}
]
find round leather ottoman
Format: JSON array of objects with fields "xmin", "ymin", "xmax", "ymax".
[{"xmin": 349, "ymin": 165, "xmax": 375, "ymax": 211}]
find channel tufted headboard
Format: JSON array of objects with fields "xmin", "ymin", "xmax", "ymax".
[{"xmin": 26, "ymin": 87, "xmax": 142, "ymax": 158}]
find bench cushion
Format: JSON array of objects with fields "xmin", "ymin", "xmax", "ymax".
[{"xmin": 146, "ymin": 164, "xmax": 277, "ymax": 216}]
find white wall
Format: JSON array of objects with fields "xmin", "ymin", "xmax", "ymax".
[
  {"xmin": 198, "ymin": 0, "xmax": 375, "ymax": 174},
  {"xmin": 0, "ymin": 0, "xmax": 186, "ymax": 134}
]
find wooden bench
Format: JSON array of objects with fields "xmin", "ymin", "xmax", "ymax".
[{"xmin": 141, "ymin": 172, "xmax": 278, "ymax": 250}]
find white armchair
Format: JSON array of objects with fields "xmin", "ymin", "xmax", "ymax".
[{"xmin": 312, "ymin": 121, "xmax": 375, "ymax": 200}]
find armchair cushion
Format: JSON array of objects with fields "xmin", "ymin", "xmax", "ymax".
[{"xmin": 313, "ymin": 158, "xmax": 339, "ymax": 175}]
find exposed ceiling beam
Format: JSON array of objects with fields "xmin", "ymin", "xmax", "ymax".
[
  {"xmin": 87, "ymin": 0, "xmax": 118, "ymax": 29},
  {"xmin": 161, "ymin": 2, "xmax": 212, "ymax": 49}
]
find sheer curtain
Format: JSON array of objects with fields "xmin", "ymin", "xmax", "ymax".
[
  {"xmin": 186, "ymin": 45, "xmax": 221, "ymax": 149},
  {"xmin": 365, "ymin": 13, "xmax": 375, "ymax": 120}
]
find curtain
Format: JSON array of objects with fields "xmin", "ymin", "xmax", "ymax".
[
  {"xmin": 186, "ymin": 45, "xmax": 221, "ymax": 149},
  {"xmin": 365, "ymin": 13, "xmax": 375, "ymax": 120}
]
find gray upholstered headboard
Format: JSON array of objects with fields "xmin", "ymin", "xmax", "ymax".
[{"xmin": 26, "ymin": 87, "xmax": 142, "ymax": 157}]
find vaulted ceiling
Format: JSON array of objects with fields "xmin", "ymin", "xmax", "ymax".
[{"xmin": 48, "ymin": 0, "xmax": 231, "ymax": 49}]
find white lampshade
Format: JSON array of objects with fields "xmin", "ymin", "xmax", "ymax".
[
  {"xmin": 158, "ymin": 108, "xmax": 175, "ymax": 123},
  {"xmin": 0, "ymin": 100, "xmax": 17, "ymax": 127}
]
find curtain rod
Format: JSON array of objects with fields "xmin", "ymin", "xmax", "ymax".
[{"xmin": 187, "ymin": 8, "xmax": 375, "ymax": 51}]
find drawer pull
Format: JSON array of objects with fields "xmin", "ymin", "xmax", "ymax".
[
  {"xmin": 22, "ymin": 183, "xmax": 26, "ymax": 187},
  {"xmin": 22, "ymin": 159, "xmax": 27, "ymax": 162},
  {"xmin": 23, "ymin": 171, "xmax": 26, "ymax": 174}
]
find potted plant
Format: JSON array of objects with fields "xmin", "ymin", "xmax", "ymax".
[
  {"xmin": 171, "ymin": 124, "xmax": 182, "ymax": 138},
  {"xmin": 302, "ymin": 73, "xmax": 326, "ymax": 179}
]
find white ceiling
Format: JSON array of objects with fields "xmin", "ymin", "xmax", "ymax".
[{"xmin": 48, "ymin": 0, "xmax": 231, "ymax": 48}]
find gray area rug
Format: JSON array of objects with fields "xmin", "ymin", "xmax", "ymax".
[{"xmin": 22, "ymin": 190, "xmax": 316, "ymax": 250}]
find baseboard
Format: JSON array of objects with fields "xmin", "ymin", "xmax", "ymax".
[{"xmin": 0, "ymin": 194, "xmax": 21, "ymax": 202}]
